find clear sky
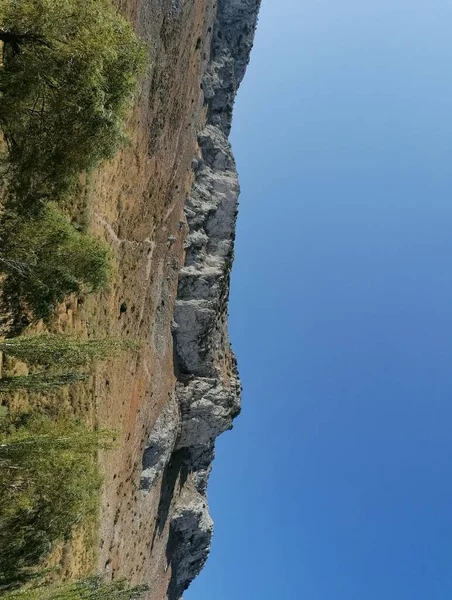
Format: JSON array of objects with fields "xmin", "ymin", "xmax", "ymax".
[{"xmin": 186, "ymin": 1, "xmax": 452, "ymax": 599}]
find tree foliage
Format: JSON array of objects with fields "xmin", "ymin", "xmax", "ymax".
[
  {"xmin": 0, "ymin": 333, "xmax": 137, "ymax": 368},
  {"xmin": 0, "ymin": 372, "xmax": 87, "ymax": 392},
  {"xmin": 0, "ymin": 203, "xmax": 111, "ymax": 328},
  {"xmin": 1, "ymin": 576, "xmax": 148, "ymax": 600},
  {"xmin": 0, "ymin": 415, "xmax": 115, "ymax": 589},
  {"xmin": 0, "ymin": 0, "xmax": 146, "ymax": 327},
  {"xmin": 0, "ymin": 0, "xmax": 146, "ymax": 203}
]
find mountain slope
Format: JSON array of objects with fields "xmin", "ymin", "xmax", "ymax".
[{"xmin": 64, "ymin": 1, "xmax": 260, "ymax": 597}]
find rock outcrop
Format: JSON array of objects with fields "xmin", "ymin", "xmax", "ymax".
[
  {"xmin": 169, "ymin": 0, "xmax": 261, "ymax": 596},
  {"xmin": 140, "ymin": 395, "xmax": 179, "ymax": 492},
  {"xmin": 137, "ymin": 1, "xmax": 261, "ymax": 597}
]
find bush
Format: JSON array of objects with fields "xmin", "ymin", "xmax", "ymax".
[
  {"xmin": 0, "ymin": 203, "xmax": 111, "ymax": 327},
  {"xmin": 0, "ymin": 0, "xmax": 147, "ymax": 327},
  {"xmin": 0, "ymin": 0, "xmax": 146, "ymax": 204},
  {"xmin": 1, "ymin": 576, "xmax": 148, "ymax": 600},
  {"xmin": 0, "ymin": 333, "xmax": 137, "ymax": 368},
  {"xmin": 0, "ymin": 415, "xmax": 114, "ymax": 589},
  {"xmin": 0, "ymin": 372, "xmax": 87, "ymax": 392}
]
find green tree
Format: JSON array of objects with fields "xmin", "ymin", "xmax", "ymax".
[
  {"xmin": 0, "ymin": 203, "xmax": 111, "ymax": 328},
  {"xmin": 0, "ymin": 415, "xmax": 115, "ymax": 589},
  {"xmin": 0, "ymin": 372, "xmax": 87, "ymax": 392},
  {"xmin": 0, "ymin": 333, "xmax": 137, "ymax": 368},
  {"xmin": 0, "ymin": 0, "xmax": 146, "ymax": 204},
  {"xmin": 1, "ymin": 576, "xmax": 148, "ymax": 599}
]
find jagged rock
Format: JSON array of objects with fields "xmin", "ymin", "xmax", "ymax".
[
  {"xmin": 162, "ymin": 0, "xmax": 261, "ymax": 597},
  {"xmin": 140, "ymin": 396, "xmax": 179, "ymax": 492},
  {"xmin": 204, "ymin": 0, "xmax": 263, "ymax": 136},
  {"xmin": 176, "ymin": 377, "xmax": 240, "ymax": 449},
  {"xmin": 187, "ymin": 444, "xmax": 215, "ymax": 495},
  {"xmin": 167, "ymin": 489, "xmax": 214, "ymax": 600},
  {"xmin": 173, "ymin": 128, "xmax": 239, "ymax": 379}
]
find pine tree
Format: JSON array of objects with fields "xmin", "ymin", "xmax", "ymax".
[
  {"xmin": 1, "ymin": 576, "xmax": 148, "ymax": 599},
  {"xmin": 0, "ymin": 204, "xmax": 112, "ymax": 327},
  {"xmin": 0, "ymin": 372, "xmax": 87, "ymax": 392},
  {"xmin": 0, "ymin": 0, "xmax": 146, "ymax": 329},
  {"xmin": 0, "ymin": 334, "xmax": 137, "ymax": 368},
  {"xmin": 0, "ymin": 0, "xmax": 146, "ymax": 204},
  {"xmin": 0, "ymin": 416, "xmax": 115, "ymax": 589}
]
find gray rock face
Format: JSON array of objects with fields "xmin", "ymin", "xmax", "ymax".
[
  {"xmin": 140, "ymin": 395, "xmax": 179, "ymax": 492},
  {"xmin": 167, "ymin": 0, "xmax": 261, "ymax": 597},
  {"xmin": 186, "ymin": 444, "xmax": 215, "ymax": 495},
  {"xmin": 175, "ymin": 376, "xmax": 241, "ymax": 449},
  {"xmin": 173, "ymin": 125, "xmax": 239, "ymax": 379},
  {"xmin": 167, "ymin": 487, "xmax": 214, "ymax": 600},
  {"xmin": 203, "ymin": 0, "xmax": 263, "ymax": 136},
  {"xmin": 137, "ymin": 1, "xmax": 260, "ymax": 597}
]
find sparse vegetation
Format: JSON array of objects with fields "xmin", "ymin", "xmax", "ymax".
[
  {"xmin": 0, "ymin": 333, "xmax": 138, "ymax": 368},
  {"xmin": 1, "ymin": 577, "xmax": 148, "ymax": 600},
  {"xmin": 0, "ymin": 414, "xmax": 115, "ymax": 590},
  {"xmin": 0, "ymin": 0, "xmax": 146, "ymax": 327},
  {"xmin": 0, "ymin": 0, "xmax": 147, "ymax": 592},
  {"xmin": 0, "ymin": 372, "xmax": 87, "ymax": 392}
]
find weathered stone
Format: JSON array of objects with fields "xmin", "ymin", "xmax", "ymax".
[
  {"xmin": 140, "ymin": 395, "xmax": 179, "ymax": 492},
  {"xmin": 168, "ymin": 487, "xmax": 214, "ymax": 599},
  {"xmin": 176, "ymin": 377, "xmax": 240, "ymax": 449},
  {"xmin": 167, "ymin": 0, "xmax": 261, "ymax": 597}
]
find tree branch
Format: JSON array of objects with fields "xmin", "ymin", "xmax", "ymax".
[{"xmin": 0, "ymin": 29, "xmax": 50, "ymax": 55}]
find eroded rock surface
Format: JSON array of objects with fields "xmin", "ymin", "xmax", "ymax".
[
  {"xmin": 141, "ymin": 395, "xmax": 179, "ymax": 492},
  {"xmin": 168, "ymin": 0, "xmax": 262, "ymax": 596}
]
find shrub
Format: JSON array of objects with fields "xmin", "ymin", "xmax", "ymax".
[
  {"xmin": 0, "ymin": 415, "xmax": 114, "ymax": 589},
  {"xmin": 0, "ymin": 333, "xmax": 137, "ymax": 368},
  {"xmin": 1, "ymin": 576, "xmax": 148, "ymax": 599},
  {"xmin": 0, "ymin": 203, "xmax": 111, "ymax": 327},
  {"xmin": 0, "ymin": 0, "xmax": 146, "ymax": 204},
  {"xmin": 0, "ymin": 372, "xmax": 87, "ymax": 392}
]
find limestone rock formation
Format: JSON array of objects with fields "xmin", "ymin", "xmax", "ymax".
[
  {"xmin": 141, "ymin": 396, "xmax": 179, "ymax": 492},
  {"xmin": 89, "ymin": 1, "xmax": 261, "ymax": 598},
  {"xmin": 168, "ymin": 0, "xmax": 262, "ymax": 596}
]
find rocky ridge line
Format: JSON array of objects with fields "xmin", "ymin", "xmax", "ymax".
[{"xmin": 140, "ymin": 1, "xmax": 261, "ymax": 597}]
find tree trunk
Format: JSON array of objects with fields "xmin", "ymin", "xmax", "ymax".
[{"xmin": 0, "ymin": 29, "xmax": 48, "ymax": 55}]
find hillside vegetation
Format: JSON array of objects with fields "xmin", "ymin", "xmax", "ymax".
[
  {"xmin": 0, "ymin": 0, "xmax": 145, "ymax": 330},
  {"xmin": 0, "ymin": 0, "xmax": 146, "ymax": 595}
]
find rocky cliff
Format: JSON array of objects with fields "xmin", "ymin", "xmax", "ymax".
[
  {"xmin": 80, "ymin": 1, "xmax": 260, "ymax": 598},
  {"xmin": 143, "ymin": 2, "xmax": 260, "ymax": 597}
]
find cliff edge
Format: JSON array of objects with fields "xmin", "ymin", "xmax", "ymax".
[
  {"xmin": 78, "ymin": 1, "xmax": 261, "ymax": 598},
  {"xmin": 143, "ymin": 2, "xmax": 260, "ymax": 597}
]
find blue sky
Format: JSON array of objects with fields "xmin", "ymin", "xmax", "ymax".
[{"xmin": 186, "ymin": 1, "xmax": 452, "ymax": 598}]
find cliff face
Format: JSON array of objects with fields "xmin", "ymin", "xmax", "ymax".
[
  {"xmin": 81, "ymin": 1, "xmax": 260, "ymax": 598},
  {"xmin": 169, "ymin": 2, "xmax": 261, "ymax": 595},
  {"xmin": 175, "ymin": 0, "xmax": 262, "ymax": 461}
]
